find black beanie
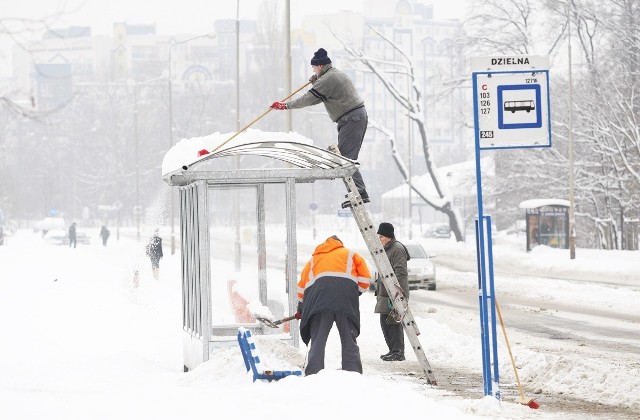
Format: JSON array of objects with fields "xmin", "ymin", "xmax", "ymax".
[
  {"xmin": 377, "ymin": 222, "xmax": 395, "ymax": 239},
  {"xmin": 311, "ymin": 48, "xmax": 332, "ymax": 65}
]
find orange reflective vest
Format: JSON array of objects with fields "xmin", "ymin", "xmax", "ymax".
[{"xmin": 297, "ymin": 237, "xmax": 371, "ymax": 302}]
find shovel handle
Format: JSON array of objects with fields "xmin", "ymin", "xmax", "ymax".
[
  {"xmin": 257, "ymin": 314, "xmax": 297, "ymax": 328},
  {"xmin": 210, "ymin": 81, "xmax": 312, "ymax": 153},
  {"xmin": 272, "ymin": 314, "xmax": 297, "ymax": 326}
]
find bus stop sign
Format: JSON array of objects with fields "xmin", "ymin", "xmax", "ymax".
[{"xmin": 472, "ymin": 55, "xmax": 551, "ymax": 150}]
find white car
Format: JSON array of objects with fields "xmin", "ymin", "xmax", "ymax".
[
  {"xmin": 405, "ymin": 242, "xmax": 436, "ymax": 291},
  {"xmin": 423, "ymin": 223, "xmax": 451, "ymax": 239},
  {"xmin": 43, "ymin": 228, "xmax": 91, "ymax": 246},
  {"xmin": 43, "ymin": 229, "xmax": 68, "ymax": 245}
]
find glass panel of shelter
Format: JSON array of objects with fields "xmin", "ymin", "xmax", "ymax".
[{"xmin": 207, "ymin": 184, "xmax": 291, "ymax": 335}]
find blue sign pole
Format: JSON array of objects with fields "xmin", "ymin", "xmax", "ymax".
[
  {"xmin": 472, "ymin": 72, "xmax": 497, "ymax": 398},
  {"xmin": 471, "ymin": 55, "xmax": 551, "ymax": 400}
]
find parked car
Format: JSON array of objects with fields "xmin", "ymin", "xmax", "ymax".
[
  {"xmin": 43, "ymin": 229, "xmax": 68, "ymax": 245},
  {"xmin": 366, "ymin": 242, "xmax": 437, "ymax": 291},
  {"xmin": 72, "ymin": 231, "xmax": 91, "ymax": 245},
  {"xmin": 405, "ymin": 241, "xmax": 437, "ymax": 291},
  {"xmin": 424, "ymin": 223, "xmax": 451, "ymax": 239},
  {"xmin": 43, "ymin": 228, "xmax": 91, "ymax": 246},
  {"xmin": 38, "ymin": 217, "xmax": 66, "ymax": 237}
]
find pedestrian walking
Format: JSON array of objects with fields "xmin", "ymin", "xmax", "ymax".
[
  {"xmin": 374, "ymin": 222, "xmax": 410, "ymax": 362},
  {"xmin": 99, "ymin": 226, "xmax": 110, "ymax": 246},
  {"xmin": 68, "ymin": 222, "xmax": 77, "ymax": 248},
  {"xmin": 270, "ymin": 48, "xmax": 369, "ymax": 208},
  {"xmin": 146, "ymin": 230, "xmax": 163, "ymax": 279},
  {"xmin": 296, "ymin": 235, "xmax": 371, "ymax": 375}
]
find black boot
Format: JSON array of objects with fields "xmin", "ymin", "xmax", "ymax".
[{"xmin": 382, "ymin": 351, "xmax": 405, "ymax": 362}]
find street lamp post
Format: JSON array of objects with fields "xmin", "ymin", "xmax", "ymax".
[
  {"xmin": 567, "ymin": 4, "xmax": 576, "ymax": 259},
  {"xmin": 168, "ymin": 32, "xmax": 216, "ymax": 255},
  {"xmin": 133, "ymin": 76, "xmax": 165, "ymax": 242},
  {"xmin": 234, "ymin": 2, "xmax": 242, "ymax": 271}
]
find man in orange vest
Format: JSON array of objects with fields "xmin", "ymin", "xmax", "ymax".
[{"xmin": 296, "ymin": 235, "xmax": 372, "ymax": 375}]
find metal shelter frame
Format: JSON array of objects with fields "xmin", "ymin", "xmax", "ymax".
[{"xmin": 163, "ymin": 141, "xmax": 358, "ymax": 371}]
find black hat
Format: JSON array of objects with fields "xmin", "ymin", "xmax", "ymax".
[
  {"xmin": 377, "ymin": 222, "xmax": 395, "ymax": 239},
  {"xmin": 311, "ymin": 48, "xmax": 332, "ymax": 65}
]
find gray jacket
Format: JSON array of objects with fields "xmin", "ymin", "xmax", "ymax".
[
  {"xmin": 374, "ymin": 239, "xmax": 410, "ymax": 314},
  {"xmin": 286, "ymin": 64, "xmax": 364, "ymax": 122}
]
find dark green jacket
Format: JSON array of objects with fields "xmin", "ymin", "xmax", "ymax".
[
  {"xmin": 374, "ymin": 239, "xmax": 410, "ymax": 314},
  {"xmin": 286, "ymin": 64, "xmax": 364, "ymax": 122}
]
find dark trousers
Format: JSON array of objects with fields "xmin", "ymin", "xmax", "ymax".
[
  {"xmin": 305, "ymin": 310, "xmax": 362, "ymax": 375},
  {"xmin": 336, "ymin": 106, "xmax": 368, "ymax": 195},
  {"xmin": 380, "ymin": 313, "xmax": 404, "ymax": 355},
  {"xmin": 150, "ymin": 258, "xmax": 160, "ymax": 269}
]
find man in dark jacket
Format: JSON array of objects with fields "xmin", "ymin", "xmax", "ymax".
[
  {"xmin": 296, "ymin": 235, "xmax": 371, "ymax": 375},
  {"xmin": 68, "ymin": 222, "xmax": 77, "ymax": 248},
  {"xmin": 99, "ymin": 226, "xmax": 110, "ymax": 246},
  {"xmin": 146, "ymin": 230, "xmax": 163, "ymax": 279},
  {"xmin": 270, "ymin": 48, "xmax": 369, "ymax": 209},
  {"xmin": 374, "ymin": 222, "xmax": 410, "ymax": 361}
]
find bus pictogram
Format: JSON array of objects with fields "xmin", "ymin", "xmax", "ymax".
[{"xmin": 503, "ymin": 100, "xmax": 535, "ymax": 113}]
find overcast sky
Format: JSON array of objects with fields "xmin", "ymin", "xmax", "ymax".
[
  {"xmin": 0, "ymin": 0, "xmax": 465, "ymax": 76},
  {"xmin": 4, "ymin": 0, "xmax": 464, "ymax": 35}
]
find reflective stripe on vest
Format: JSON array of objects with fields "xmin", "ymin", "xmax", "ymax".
[{"xmin": 298, "ymin": 250, "xmax": 357, "ymax": 299}]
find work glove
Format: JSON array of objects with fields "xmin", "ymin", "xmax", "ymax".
[
  {"xmin": 270, "ymin": 101, "xmax": 287, "ymax": 110},
  {"xmin": 309, "ymin": 74, "xmax": 318, "ymax": 83},
  {"xmin": 294, "ymin": 311, "xmax": 302, "ymax": 320}
]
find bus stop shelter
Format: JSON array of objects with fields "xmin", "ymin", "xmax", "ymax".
[
  {"xmin": 162, "ymin": 139, "xmax": 358, "ymax": 371},
  {"xmin": 520, "ymin": 198, "xmax": 570, "ymax": 252}
]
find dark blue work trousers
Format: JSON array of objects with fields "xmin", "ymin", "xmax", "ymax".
[
  {"xmin": 336, "ymin": 106, "xmax": 368, "ymax": 195},
  {"xmin": 305, "ymin": 310, "xmax": 362, "ymax": 376}
]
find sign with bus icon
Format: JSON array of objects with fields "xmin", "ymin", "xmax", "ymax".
[{"xmin": 471, "ymin": 55, "xmax": 550, "ymax": 149}]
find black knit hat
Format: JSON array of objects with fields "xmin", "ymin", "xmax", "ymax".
[
  {"xmin": 377, "ymin": 222, "xmax": 395, "ymax": 239},
  {"xmin": 310, "ymin": 48, "xmax": 332, "ymax": 65}
]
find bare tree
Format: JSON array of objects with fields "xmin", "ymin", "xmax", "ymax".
[
  {"xmin": 330, "ymin": 25, "xmax": 465, "ymax": 241},
  {"xmin": 466, "ymin": 0, "xmax": 640, "ymax": 249}
]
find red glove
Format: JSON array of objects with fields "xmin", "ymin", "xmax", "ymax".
[
  {"xmin": 270, "ymin": 101, "xmax": 287, "ymax": 110},
  {"xmin": 294, "ymin": 311, "xmax": 302, "ymax": 320}
]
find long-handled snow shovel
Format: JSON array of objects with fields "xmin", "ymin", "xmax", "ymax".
[
  {"xmin": 495, "ymin": 300, "xmax": 540, "ymax": 409},
  {"xmin": 255, "ymin": 314, "xmax": 297, "ymax": 329},
  {"xmin": 181, "ymin": 81, "xmax": 311, "ymax": 170}
]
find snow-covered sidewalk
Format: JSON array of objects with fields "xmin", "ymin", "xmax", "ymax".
[{"xmin": 1, "ymin": 229, "xmax": 638, "ymax": 419}]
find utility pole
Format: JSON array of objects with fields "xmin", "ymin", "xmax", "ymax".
[
  {"xmin": 168, "ymin": 32, "xmax": 216, "ymax": 255},
  {"xmin": 567, "ymin": 4, "xmax": 576, "ymax": 259},
  {"xmin": 234, "ymin": 0, "xmax": 242, "ymax": 271},
  {"xmin": 285, "ymin": 0, "xmax": 292, "ymax": 132}
]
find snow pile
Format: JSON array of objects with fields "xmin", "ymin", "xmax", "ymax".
[{"xmin": 161, "ymin": 129, "xmax": 314, "ymax": 175}]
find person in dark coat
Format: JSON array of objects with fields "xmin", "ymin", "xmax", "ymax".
[
  {"xmin": 68, "ymin": 222, "xmax": 77, "ymax": 248},
  {"xmin": 296, "ymin": 235, "xmax": 371, "ymax": 375},
  {"xmin": 99, "ymin": 226, "xmax": 110, "ymax": 246},
  {"xmin": 146, "ymin": 230, "xmax": 163, "ymax": 279},
  {"xmin": 374, "ymin": 222, "xmax": 410, "ymax": 361},
  {"xmin": 270, "ymin": 48, "xmax": 369, "ymax": 208}
]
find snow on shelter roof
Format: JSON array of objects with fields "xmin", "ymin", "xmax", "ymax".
[
  {"xmin": 162, "ymin": 130, "xmax": 358, "ymax": 186},
  {"xmin": 519, "ymin": 198, "xmax": 570, "ymax": 209}
]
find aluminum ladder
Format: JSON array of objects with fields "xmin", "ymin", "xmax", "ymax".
[{"xmin": 342, "ymin": 175, "xmax": 437, "ymax": 385}]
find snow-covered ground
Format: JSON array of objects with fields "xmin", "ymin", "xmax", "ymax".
[{"xmin": 0, "ymin": 225, "xmax": 638, "ymax": 419}]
